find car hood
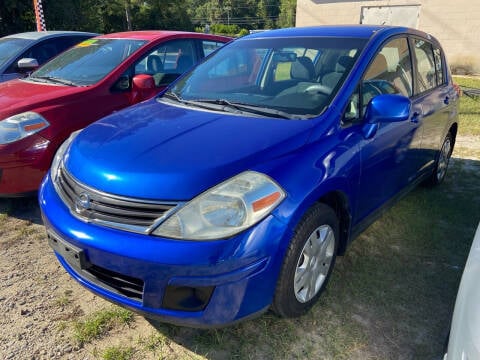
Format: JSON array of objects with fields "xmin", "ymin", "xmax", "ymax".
[
  {"xmin": 65, "ymin": 101, "xmax": 314, "ymax": 200},
  {"xmin": 0, "ymin": 79, "xmax": 85, "ymax": 115}
]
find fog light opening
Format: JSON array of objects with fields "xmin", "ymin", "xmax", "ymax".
[{"xmin": 162, "ymin": 285, "xmax": 215, "ymax": 312}]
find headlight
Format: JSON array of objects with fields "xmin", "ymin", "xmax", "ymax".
[
  {"xmin": 153, "ymin": 171, "xmax": 285, "ymax": 240},
  {"xmin": 0, "ymin": 112, "xmax": 49, "ymax": 145},
  {"xmin": 50, "ymin": 130, "xmax": 82, "ymax": 182}
]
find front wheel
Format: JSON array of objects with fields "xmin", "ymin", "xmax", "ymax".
[{"xmin": 272, "ymin": 203, "xmax": 339, "ymax": 318}]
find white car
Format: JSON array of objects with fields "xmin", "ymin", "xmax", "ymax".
[{"xmin": 445, "ymin": 222, "xmax": 480, "ymax": 360}]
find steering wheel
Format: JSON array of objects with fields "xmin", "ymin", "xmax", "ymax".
[{"xmin": 304, "ymin": 84, "xmax": 332, "ymax": 95}]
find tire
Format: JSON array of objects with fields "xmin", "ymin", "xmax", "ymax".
[
  {"xmin": 272, "ymin": 203, "xmax": 339, "ymax": 318},
  {"xmin": 426, "ymin": 132, "xmax": 453, "ymax": 186}
]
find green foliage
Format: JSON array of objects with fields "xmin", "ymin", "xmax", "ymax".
[
  {"xmin": 0, "ymin": 0, "xmax": 291, "ymax": 36},
  {"xmin": 0, "ymin": 0, "xmax": 35, "ymax": 36},
  {"xmin": 73, "ymin": 307, "xmax": 134, "ymax": 346},
  {"xmin": 99, "ymin": 346, "xmax": 134, "ymax": 360},
  {"xmin": 453, "ymin": 76, "xmax": 480, "ymax": 137},
  {"xmin": 238, "ymin": 28, "xmax": 250, "ymax": 37},
  {"xmin": 278, "ymin": 0, "xmax": 296, "ymax": 28},
  {"xmin": 210, "ymin": 23, "xmax": 239, "ymax": 36}
]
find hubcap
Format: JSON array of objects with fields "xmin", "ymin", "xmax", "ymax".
[
  {"xmin": 294, "ymin": 224, "xmax": 335, "ymax": 303},
  {"xmin": 437, "ymin": 137, "xmax": 452, "ymax": 181}
]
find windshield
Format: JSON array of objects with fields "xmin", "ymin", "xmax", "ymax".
[
  {"xmin": 30, "ymin": 38, "xmax": 147, "ymax": 86},
  {"xmin": 0, "ymin": 38, "xmax": 32, "ymax": 68},
  {"xmin": 166, "ymin": 36, "xmax": 367, "ymax": 119}
]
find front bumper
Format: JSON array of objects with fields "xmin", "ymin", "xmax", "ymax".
[
  {"xmin": 39, "ymin": 173, "xmax": 290, "ymax": 327},
  {"xmin": 0, "ymin": 134, "xmax": 51, "ymax": 196}
]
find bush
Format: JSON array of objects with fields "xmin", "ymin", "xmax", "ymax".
[
  {"xmin": 450, "ymin": 56, "xmax": 480, "ymax": 75},
  {"xmin": 194, "ymin": 24, "xmax": 250, "ymax": 37}
]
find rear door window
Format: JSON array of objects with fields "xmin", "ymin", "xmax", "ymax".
[
  {"xmin": 413, "ymin": 38, "xmax": 437, "ymax": 94},
  {"xmin": 200, "ymin": 40, "xmax": 226, "ymax": 57}
]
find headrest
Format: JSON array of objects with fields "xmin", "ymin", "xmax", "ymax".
[{"xmin": 290, "ymin": 56, "xmax": 315, "ymax": 81}]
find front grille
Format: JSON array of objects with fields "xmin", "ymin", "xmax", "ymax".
[
  {"xmin": 54, "ymin": 166, "xmax": 178, "ymax": 233},
  {"xmin": 85, "ymin": 265, "xmax": 144, "ymax": 301}
]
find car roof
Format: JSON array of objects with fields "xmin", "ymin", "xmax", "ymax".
[
  {"xmin": 244, "ymin": 25, "xmax": 408, "ymax": 40},
  {"xmin": 95, "ymin": 30, "xmax": 229, "ymax": 41},
  {"xmin": 3, "ymin": 31, "xmax": 98, "ymax": 41}
]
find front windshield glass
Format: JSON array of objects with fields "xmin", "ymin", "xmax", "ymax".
[
  {"xmin": 0, "ymin": 38, "xmax": 32, "ymax": 68},
  {"xmin": 167, "ymin": 36, "xmax": 367, "ymax": 119},
  {"xmin": 30, "ymin": 38, "xmax": 147, "ymax": 86}
]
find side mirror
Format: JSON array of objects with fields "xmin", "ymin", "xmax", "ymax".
[
  {"xmin": 17, "ymin": 58, "xmax": 39, "ymax": 72},
  {"xmin": 132, "ymin": 74, "xmax": 155, "ymax": 90},
  {"xmin": 362, "ymin": 94, "xmax": 411, "ymax": 139},
  {"xmin": 130, "ymin": 74, "xmax": 157, "ymax": 104}
]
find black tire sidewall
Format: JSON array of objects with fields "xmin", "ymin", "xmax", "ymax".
[
  {"xmin": 272, "ymin": 203, "xmax": 339, "ymax": 318},
  {"xmin": 429, "ymin": 132, "xmax": 453, "ymax": 186}
]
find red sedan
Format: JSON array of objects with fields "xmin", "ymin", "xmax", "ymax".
[{"xmin": 0, "ymin": 31, "xmax": 230, "ymax": 196}]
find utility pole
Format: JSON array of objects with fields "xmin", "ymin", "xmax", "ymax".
[
  {"xmin": 224, "ymin": 6, "xmax": 231, "ymax": 25},
  {"xmin": 125, "ymin": 0, "xmax": 132, "ymax": 31}
]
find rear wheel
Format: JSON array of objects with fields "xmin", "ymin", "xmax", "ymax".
[
  {"xmin": 427, "ymin": 132, "xmax": 453, "ymax": 186},
  {"xmin": 272, "ymin": 203, "xmax": 339, "ymax": 317}
]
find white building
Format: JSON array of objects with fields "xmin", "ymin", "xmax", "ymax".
[{"xmin": 296, "ymin": 0, "xmax": 480, "ymax": 74}]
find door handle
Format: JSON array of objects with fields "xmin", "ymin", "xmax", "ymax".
[{"xmin": 411, "ymin": 112, "xmax": 420, "ymax": 123}]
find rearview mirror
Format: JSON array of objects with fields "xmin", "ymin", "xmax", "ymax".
[{"xmin": 272, "ymin": 52, "xmax": 297, "ymax": 63}]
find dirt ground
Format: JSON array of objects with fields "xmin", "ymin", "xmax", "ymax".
[{"xmin": 0, "ymin": 131, "xmax": 479, "ymax": 360}]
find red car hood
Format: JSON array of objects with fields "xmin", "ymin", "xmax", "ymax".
[{"xmin": 0, "ymin": 79, "xmax": 86, "ymax": 117}]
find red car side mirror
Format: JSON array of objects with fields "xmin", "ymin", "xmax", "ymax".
[{"xmin": 130, "ymin": 74, "xmax": 157, "ymax": 104}]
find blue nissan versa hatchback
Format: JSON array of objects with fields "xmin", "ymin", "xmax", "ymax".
[{"xmin": 39, "ymin": 26, "xmax": 459, "ymax": 327}]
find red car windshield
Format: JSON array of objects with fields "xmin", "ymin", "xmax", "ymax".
[{"xmin": 30, "ymin": 38, "xmax": 146, "ymax": 86}]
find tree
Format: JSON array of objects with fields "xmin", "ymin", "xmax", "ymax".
[
  {"xmin": 278, "ymin": 0, "xmax": 296, "ymax": 28},
  {"xmin": 0, "ymin": 0, "xmax": 35, "ymax": 36},
  {"xmin": 0, "ymin": 0, "xmax": 291, "ymax": 37},
  {"xmin": 134, "ymin": 0, "xmax": 193, "ymax": 31}
]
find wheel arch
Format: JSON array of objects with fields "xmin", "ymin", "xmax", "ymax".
[
  {"xmin": 283, "ymin": 186, "xmax": 353, "ymax": 256},
  {"xmin": 317, "ymin": 190, "xmax": 352, "ymax": 255}
]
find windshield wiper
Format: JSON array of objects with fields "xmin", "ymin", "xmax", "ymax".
[
  {"xmin": 163, "ymin": 92, "xmax": 230, "ymax": 111},
  {"xmin": 195, "ymin": 99, "xmax": 302, "ymax": 119},
  {"xmin": 163, "ymin": 94, "xmax": 305, "ymax": 119},
  {"xmin": 163, "ymin": 91, "xmax": 183, "ymax": 102},
  {"xmin": 29, "ymin": 76, "xmax": 77, "ymax": 86}
]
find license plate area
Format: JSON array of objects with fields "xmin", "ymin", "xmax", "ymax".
[{"xmin": 47, "ymin": 230, "xmax": 89, "ymax": 271}]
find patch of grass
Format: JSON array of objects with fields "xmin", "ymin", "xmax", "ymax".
[
  {"xmin": 73, "ymin": 307, "xmax": 134, "ymax": 346},
  {"xmin": 453, "ymin": 76, "xmax": 480, "ymax": 137},
  {"xmin": 454, "ymin": 146, "xmax": 480, "ymax": 159},
  {"xmin": 138, "ymin": 332, "xmax": 169, "ymax": 353},
  {"xmin": 19, "ymin": 222, "xmax": 36, "ymax": 237},
  {"xmin": 97, "ymin": 346, "xmax": 134, "ymax": 360},
  {"xmin": 57, "ymin": 321, "xmax": 68, "ymax": 332},
  {"xmin": 56, "ymin": 289, "xmax": 74, "ymax": 307}
]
